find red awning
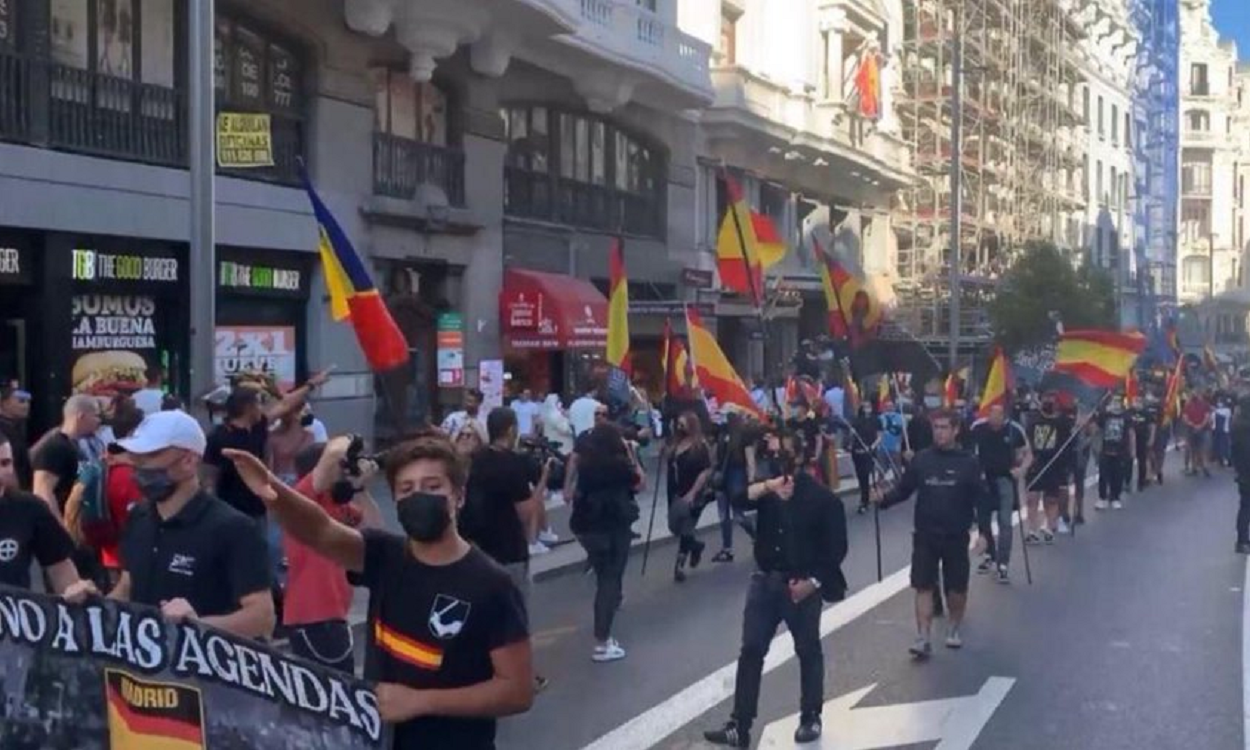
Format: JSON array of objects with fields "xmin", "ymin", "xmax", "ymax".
[{"xmin": 500, "ymin": 269, "xmax": 609, "ymax": 351}]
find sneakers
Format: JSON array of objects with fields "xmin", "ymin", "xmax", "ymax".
[
  {"xmin": 1041, "ymin": 529, "xmax": 1055, "ymax": 545},
  {"xmin": 1024, "ymin": 531, "xmax": 1043, "ymax": 545},
  {"xmin": 534, "ymin": 675, "xmax": 550, "ymax": 693},
  {"xmin": 794, "ymin": 714, "xmax": 822, "ymax": 743},
  {"xmin": 711, "ymin": 549, "xmax": 734, "ymax": 563},
  {"xmin": 592, "ymin": 639, "xmax": 626, "ymax": 663},
  {"xmin": 528, "ymin": 541, "xmax": 551, "ymax": 556},
  {"xmin": 996, "ymin": 564, "xmax": 1010, "ymax": 584},
  {"xmin": 1094, "ymin": 500, "xmax": 1110, "ymax": 510},
  {"xmin": 704, "ymin": 721, "xmax": 751, "ymax": 748},
  {"xmin": 1236, "ymin": 543, "xmax": 1250, "ymax": 554},
  {"xmin": 976, "ymin": 556, "xmax": 995, "ymax": 575},
  {"xmin": 909, "ymin": 637, "xmax": 932, "ymax": 659},
  {"xmin": 945, "ymin": 627, "xmax": 963, "ymax": 649},
  {"xmin": 537, "ymin": 527, "xmax": 560, "ymax": 545},
  {"xmin": 1111, "ymin": 500, "xmax": 1124, "ymax": 510},
  {"xmin": 1056, "ymin": 518, "xmax": 1071, "ymax": 535}
]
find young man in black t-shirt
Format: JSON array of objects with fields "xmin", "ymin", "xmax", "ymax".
[
  {"xmin": 220, "ymin": 433, "xmax": 533, "ymax": 750},
  {"xmin": 1096, "ymin": 401, "xmax": 1134, "ymax": 510},
  {"xmin": 31, "ymin": 394, "xmax": 102, "ymax": 517},
  {"xmin": 0, "ymin": 434, "xmax": 85, "ymax": 594},
  {"xmin": 0, "ymin": 380, "xmax": 33, "ymax": 490},
  {"xmin": 969, "ymin": 405, "xmax": 1031, "ymax": 583},
  {"xmin": 1128, "ymin": 398, "xmax": 1157, "ymax": 491},
  {"xmin": 1024, "ymin": 394, "xmax": 1074, "ymax": 544}
]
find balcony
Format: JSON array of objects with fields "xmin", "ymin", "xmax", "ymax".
[
  {"xmin": 0, "ymin": 50, "xmax": 302, "ymax": 185},
  {"xmin": 372, "ymin": 133, "xmax": 466, "ymax": 207},
  {"xmin": 504, "ymin": 166, "xmax": 662, "ymax": 237},
  {"xmin": 1181, "ymin": 129, "xmax": 1221, "ymax": 148}
]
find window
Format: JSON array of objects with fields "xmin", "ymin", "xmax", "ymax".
[
  {"xmin": 49, "ymin": 0, "xmax": 176, "ymax": 103},
  {"xmin": 502, "ymin": 105, "xmax": 666, "ymax": 236},
  {"xmin": 1182, "ymin": 161, "xmax": 1212, "ymax": 195},
  {"xmin": 719, "ymin": 8, "xmax": 738, "ymax": 65},
  {"xmin": 373, "ymin": 70, "xmax": 449, "ymax": 145},
  {"xmin": 1111, "ymin": 104, "xmax": 1119, "ymax": 145},
  {"xmin": 1182, "ymin": 255, "xmax": 1210, "ymax": 287},
  {"xmin": 1124, "ymin": 111, "xmax": 1131, "ymax": 149},
  {"xmin": 1182, "ymin": 202, "xmax": 1211, "ymax": 241},
  {"xmin": 1187, "ymin": 110, "xmax": 1210, "ymax": 131},
  {"xmin": 637, "ymin": 0, "xmax": 657, "ymax": 10},
  {"xmin": 1097, "ymin": 160, "xmax": 1104, "ymax": 204},
  {"xmin": 1098, "ymin": 95, "xmax": 1104, "ymax": 138},
  {"xmin": 1083, "ymin": 86, "xmax": 1090, "ymax": 129},
  {"xmin": 1110, "ymin": 166, "xmax": 1118, "ymax": 206},
  {"xmin": 1191, "ymin": 63, "xmax": 1209, "ymax": 96}
]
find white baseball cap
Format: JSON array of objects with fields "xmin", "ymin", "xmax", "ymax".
[{"xmin": 115, "ymin": 410, "xmax": 207, "ymax": 456}]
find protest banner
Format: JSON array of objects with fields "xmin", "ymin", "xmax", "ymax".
[{"xmin": 0, "ymin": 585, "xmax": 386, "ymax": 749}]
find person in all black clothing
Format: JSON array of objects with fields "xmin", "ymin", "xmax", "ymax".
[
  {"xmin": 0, "ymin": 433, "xmax": 87, "ymax": 594},
  {"xmin": 1129, "ymin": 397, "xmax": 1157, "ymax": 491},
  {"xmin": 969, "ymin": 405, "xmax": 1031, "ymax": 583},
  {"xmin": 703, "ymin": 427, "xmax": 847, "ymax": 748},
  {"xmin": 847, "ymin": 402, "xmax": 881, "ymax": 514},
  {"xmin": 221, "ymin": 433, "xmax": 534, "ymax": 750},
  {"xmin": 0, "ymin": 380, "xmax": 32, "ymax": 490},
  {"xmin": 905, "ymin": 404, "xmax": 934, "ymax": 466},
  {"xmin": 1095, "ymin": 400, "xmax": 1134, "ymax": 510},
  {"xmin": 668, "ymin": 411, "xmax": 713, "ymax": 582},
  {"xmin": 1230, "ymin": 396, "xmax": 1250, "ymax": 553},
  {"xmin": 874, "ymin": 409, "xmax": 984, "ymax": 657}
]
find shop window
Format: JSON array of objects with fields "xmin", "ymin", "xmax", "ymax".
[{"xmin": 502, "ymin": 104, "xmax": 666, "ymax": 237}]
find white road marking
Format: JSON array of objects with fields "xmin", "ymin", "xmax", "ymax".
[
  {"xmin": 582, "ymin": 474, "xmax": 1100, "ymax": 750},
  {"xmin": 1242, "ymin": 555, "xmax": 1249, "ymax": 750},
  {"xmin": 757, "ymin": 677, "xmax": 1015, "ymax": 749}
]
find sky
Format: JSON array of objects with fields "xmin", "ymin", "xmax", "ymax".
[{"xmin": 1212, "ymin": 0, "xmax": 1250, "ymax": 59}]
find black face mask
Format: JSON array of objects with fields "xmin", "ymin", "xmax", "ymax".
[
  {"xmin": 397, "ymin": 492, "xmax": 453, "ymax": 542},
  {"xmin": 1041, "ymin": 403, "xmax": 1055, "ymax": 415}
]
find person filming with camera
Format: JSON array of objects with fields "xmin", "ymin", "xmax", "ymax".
[
  {"xmin": 703, "ymin": 426, "xmax": 847, "ymax": 748},
  {"xmin": 284, "ymin": 435, "xmax": 384, "ymax": 673}
]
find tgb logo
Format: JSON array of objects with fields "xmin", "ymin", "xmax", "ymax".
[{"xmin": 428, "ymin": 594, "xmax": 471, "ymax": 640}]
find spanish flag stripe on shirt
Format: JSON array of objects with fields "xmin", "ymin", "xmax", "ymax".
[
  {"xmin": 375, "ymin": 620, "xmax": 444, "ymax": 670},
  {"xmin": 106, "ymin": 684, "xmax": 204, "ymax": 749}
]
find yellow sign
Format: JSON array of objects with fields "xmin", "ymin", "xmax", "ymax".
[{"xmin": 216, "ymin": 112, "xmax": 274, "ymax": 168}]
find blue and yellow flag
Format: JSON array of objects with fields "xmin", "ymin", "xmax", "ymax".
[{"xmin": 301, "ymin": 174, "xmax": 410, "ymax": 372}]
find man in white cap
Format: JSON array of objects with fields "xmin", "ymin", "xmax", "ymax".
[{"xmin": 101, "ymin": 410, "xmax": 274, "ymax": 639}]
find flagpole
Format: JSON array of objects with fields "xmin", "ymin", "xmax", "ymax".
[
  {"xmin": 639, "ymin": 444, "xmax": 667, "ymax": 577},
  {"xmin": 188, "ymin": 0, "xmax": 216, "ymax": 411}
]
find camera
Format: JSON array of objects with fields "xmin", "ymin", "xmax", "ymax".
[
  {"xmin": 342, "ymin": 434, "xmax": 381, "ymax": 478},
  {"xmin": 518, "ymin": 435, "xmax": 567, "ymax": 491}
]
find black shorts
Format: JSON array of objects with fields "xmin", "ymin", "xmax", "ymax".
[
  {"xmin": 1027, "ymin": 466, "xmax": 1068, "ymax": 496},
  {"xmin": 911, "ymin": 531, "xmax": 970, "ymax": 593}
]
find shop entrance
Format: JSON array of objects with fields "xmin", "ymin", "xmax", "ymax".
[{"xmin": 0, "ymin": 317, "xmax": 26, "ymax": 385}]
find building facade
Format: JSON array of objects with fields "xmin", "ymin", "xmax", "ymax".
[
  {"xmin": 680, "ymin": 0, "xmax": 914, "ymax": 379},
  {"xmin": 0, "ymin": 0, "xmax": 713, "ymax": 440}
]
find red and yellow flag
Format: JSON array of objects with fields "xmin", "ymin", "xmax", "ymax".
[
  {"xmin": 877, "ymin": 375, "xmax": 890, "ymax": 405},
  {"xmin": 815, "ymin": 237, "xmax": 882, "ymax": 347},
  {"xmin": 1053, "ymin": 330, "xmax": 1146, "ymax": 388},
  {"xmin": 1162, "ymin": 356, "xmax": 1184, "ymax": 425},
  {"xmin": 943, "ymin": 372, "xmax": 959, "ymax": 407},
  {"xmin": 375, "ymin": 620, "xmax": 444, "ymax": 671},
  {"xmin": 607, "ymin": 237, "xmax": 630, "ymax": 374},
  {"xmin": 106, "ymin": 670, "xmax": 205, "ymax": 750},
  {"xmin": 661, "ymin": 318, "xmax": 696, "ymax": 398},
  {"xmin": 303, "ymin": 174, "xmax": 410, "ymax": 372},
  {"xmin": 977, "ymin": 347, "xmax": 1011, "ymax": 418},
  {"xmin": 685, "ymin": 306, "xmax": 763, "ymax": 419},
  {"xmin": 751, "ymin": 212, "xmax": 787, "ymax": 269},
  {"xmin": 855, "ymin": 49, "xmax": 881, "ymax": 119},
  {"xmin": 1125, "ymin": 369, "xmax": 1139, "ymax": 403},
  {"xmin": 716, "ymin": 173, "xmax": 764, "ymax": 307}
]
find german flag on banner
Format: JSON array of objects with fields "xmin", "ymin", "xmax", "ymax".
[
  {"xmin": 1053, "ymin": 330, "xmax": 1146, "ymax": 388},
  {"xmin": 716, "ymin": 172, "xmax": 764, "ymax": 308},
  {"xmin": 106, "ymin": 670, "xmax": 204, "ymax": 750},
  {"xmin": 977, "ymin": 347, "xmax": 1011, "ymax": 419},
  {"xmin": 606, "ymin": 237, "xmax": 631, "ymax": 374},
  {"xmin": 375, "ymin": 620, "xmax": 444, "ymax": 671},
  {"xmin": 684, "ymin": 306, "xmax": 763, "ymax": 419}
]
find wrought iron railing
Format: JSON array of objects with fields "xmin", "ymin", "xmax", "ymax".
[
  {"xmin": 505, "ymin": 166, "xmax": 662, "ymax": 237},
  {"xmin": 372, "ymin": 132, "xmax": 466, "ymax": 207}
]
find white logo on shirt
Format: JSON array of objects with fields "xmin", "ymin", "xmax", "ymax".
[
  {"xmin": 168, "ymin": 553, "xmax": 196, "ymax": 577},
  {"xmin": 428, "ymin": 594, "xmax": 472, "ymax": 640},
  {"xmin": 0, "ymin": 538, "xmax": 18, "ymax": 562}
]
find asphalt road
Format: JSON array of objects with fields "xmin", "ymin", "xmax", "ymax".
[{"xmin": 488, "ymin": 457, "xmax": 1245, "ymax": 750}]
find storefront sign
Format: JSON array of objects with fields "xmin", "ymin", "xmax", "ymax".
[
  {"xmin": 214, "ymin": 326, "xmax": 297, "ymax": 391},
  {"xmin": 71, "ymin": 248, "xmax": 179, "ymax": 283},
  {"xmin": 0, "ymin": 245, "xmax": 29, "ymax": 284},
  {"xmin": 70, "ymin": 295, "xmax": 162, "ymax": 399},
  {"xmin": 682, "ymin": 267, "xmax": 715, "ymax": 289},
  {"xmin": 437, "ymin": 312, "xmax": 464, "ymax": 387},
  {"xmin": 219, "ymin": 260, "xmax": 303, "ymax": 294},
  {"xmin": 216, "ymin": 112, "xmax": 274, "ymax": 168},
  {"xmin": 629, "ymin": 300, "xmax": 715, "ymax": 316},
  {"xmin": 0, "ymin": 585, "xmax": 385, "ymax": 748},
  {"xmin": 506, "ymin": 293, "xmax": 538, "ymax": 330}
]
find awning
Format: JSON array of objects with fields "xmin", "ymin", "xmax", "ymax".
[{"xmin": 500, "ymin": 268, "xmax": 608, "ymax": 350}]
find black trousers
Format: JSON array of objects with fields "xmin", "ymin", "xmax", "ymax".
[
  {"xmin": 732, "ymin": 572, "xmax": 823, "ymax": 729},
  {"xmin": 1099, "ymin": 454, "xmax": 1124, "ymax": 501},
  {"xmin": 852, "ymin": 453, "xmax": 874, "ymax": 508},
  {"xmin": 579, "ymin": 530, "xmax": 632, "ymax": 641},
  {"xmin": 1237, "ymin": 484, "xmax": 1250, "ymax": 546}
]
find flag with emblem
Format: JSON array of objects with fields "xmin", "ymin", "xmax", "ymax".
[{"xmin": 106, "ymin": 670, "xmax": 205, "ymax": 750}]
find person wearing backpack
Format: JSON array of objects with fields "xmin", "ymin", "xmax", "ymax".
[
  {"xmin": 566, "ymin": 420, "xmax": 642, "ymax": 663},
  {"xmin": 0, "ymin": 432, "xmax": 89, "ymax": 595}
]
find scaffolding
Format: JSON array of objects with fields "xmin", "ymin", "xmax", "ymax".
[{"xmin": 893, "ymin": 0, "xmax": 1089, "ymax": 352}]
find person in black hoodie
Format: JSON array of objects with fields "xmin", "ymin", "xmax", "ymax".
[
  {"xmin": 703, "ymin": 427, "xmax": 847, "ymax": 748},
  {"xmin": 1230, "ymin": 396, "xmax": 1250, "ymax": 554},
  {"xmin": 874, "ymin": 408, "xmax": 984, "ymax": 658}
]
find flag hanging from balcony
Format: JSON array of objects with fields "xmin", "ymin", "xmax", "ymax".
[
  {"xmin": 977, "ymin": 347, "xmax": 1011, "ymax": 419},
  {"xmin": 606, "ymin": 238, "xmax": 631, "ymax": 375},
  {"xmin": 854, "ymin": 48, "xmax": 881, "ymax": 119},
  {"xmin": 815, "ymin": 236, "xmax": 882, "ymax": 347},
  {"xmin": 302, "ymin": 174, "xmax": 410, "ymax": 372},
  {"xmin": 716, "ymin": 173, "xmax": 765, "ymax": 307},
  {"xmin": 684, "ymin": 306, "xmax": 763, "ymax": 419},
  {"xmin": 1052, "ymin": 330, "xmax": 1146, "ymax": 388}
]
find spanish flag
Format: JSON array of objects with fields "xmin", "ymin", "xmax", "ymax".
[
  {"xmin": 855, "ymin": 49, "xmax": 881, "ymax": 119},
  {"xmin": 106, "ymin": 670, "xmax": 204, "ymax": 750},
  {"xmin": 716, "ymin": 172, "xmax": 764, "ymax": 307},
  {"xmin": 943, "ymin": 372, "xmax": 959, "ymax": 407},
  {"xmin": 661, "ymin": 318, "xmax": 696, "ymax": 398},
  {"xmin": 977, "ymin": 348, "xmax": 1010, "ymax": 419},
  {"xmin": 815, "ymin": 237, "xmax": 882, "ymax": 347},
  {"xmin": 684, "ymin": 306, "xmax": 763, "ymax": 419},
  {"xmin": 375, "ymin": 620, "xmax": 444, "ymax": 671},
  {"xmin": 1053, "ymin": 330, "xmax": 1146, "ymax": 388},
  {"xmin": 1125, "ymin": 369, "xmax": 1139, "ymax": 403},
  {"xmin": 303, "ymin": 175, "xmax": 410, "ymax": 372},
  {"xmin": 1162, "ymin": 355, "xmax": 1184, "ymax": 425},
  {"xmin": 751, "ymin": 212, "xmax": 788, "ymax": 269},
  {"xmin": 607, "ymin": 237, "xmax": 631, "ymax": 374}
]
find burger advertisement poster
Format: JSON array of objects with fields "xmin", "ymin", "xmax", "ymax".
[{"xmin": 71, "ymin": 294, "xmax": 161, "ymax": 399}]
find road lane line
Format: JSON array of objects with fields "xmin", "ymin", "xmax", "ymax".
[
  {"xmin": 584, "ymin": 472, "xmax": 1104, "ymax": 750},
  {"xmin": 1243, "ymin": 555, "xmax": 1249, "ymax": 750}
]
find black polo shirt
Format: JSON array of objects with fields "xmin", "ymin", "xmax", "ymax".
[{"xmin": 119, "ymin": 491, "xmax": 271, "ymax": 618}]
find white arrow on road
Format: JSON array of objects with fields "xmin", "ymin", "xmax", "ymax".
[{"xmin": 758, "ymin": 676, "xmax": 1015, "ymax": 749}]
